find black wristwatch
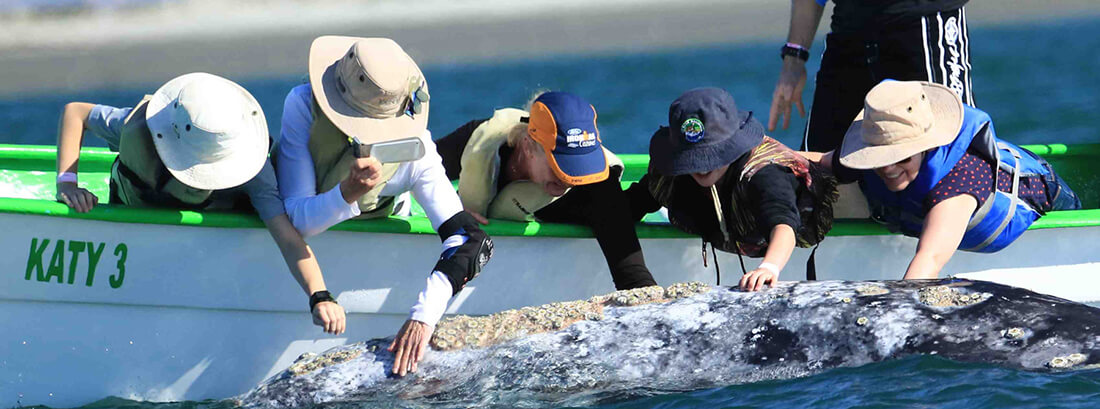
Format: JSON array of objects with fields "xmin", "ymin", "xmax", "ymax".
[
  {"xmin": 780, "ymin": 44, "xmax": 810, "ymax": 62},
  {"xmin": 309, "ymin": 290, "xmax": 338, "ymax": 312}
]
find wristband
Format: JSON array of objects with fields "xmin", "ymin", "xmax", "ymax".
[
  {"xmin": 309, "ymin": 290, "xmax": 338, "ymax": 312},
  {"xmin": 757, "ymin": 262, "xmax": 780, "ymax": 275},
  {"xmin": 57, "ymin": 172, "xmax": 78, "ymax": 184},
  {"xmin": 785, "ymin": 42, "xmax": 808, "ymax": 51},
  {"xmin": 780, "ymin": 43, "xmax": 810, "ymax": 62}
]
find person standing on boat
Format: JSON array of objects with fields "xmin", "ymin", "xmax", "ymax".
[
  {"xmin": 626, "ymin": 88, "xmax": 840, "ymax": 291},
  {"xmin": 275, "ymin": 36, "xmax": 493, "ymax": 376},
  {"xmin": 54, "ymin": 73, "xmax": 346, "ymax": 333},
  {"xmin": 812, "ymin": 80, "xmax": 1081, "ymax": 279},
  {"xmin": 434, "ymin": 91, "xmax": 659, "ymax": 291},
  {"xmin": 769, "ymin": 0, "xmax": 975, "ymax": 152}
]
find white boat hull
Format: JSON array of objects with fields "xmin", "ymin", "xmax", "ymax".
[{"xmin": 2, "ymin": 212, "xmax": 1098, "ymax": 407}]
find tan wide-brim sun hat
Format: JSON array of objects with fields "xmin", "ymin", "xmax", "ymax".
[
  {"xmin": 145, "ymin": 72, "xmax": 269, "ymax": 190},
  {"xmin": 308, "ymin": 36, "xmax": 429, "ymax": 145},
  {"xmin": 838, "ymin": 81, "xmax": 964, "ymax": 170}
]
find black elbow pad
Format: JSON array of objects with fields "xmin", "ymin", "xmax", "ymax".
[{"xmin": 434, "ymin": 211, "xmax": 494, "ymax": 294}]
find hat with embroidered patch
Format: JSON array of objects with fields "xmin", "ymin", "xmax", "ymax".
[
  {"xmin": 308, "ymin": 36, "xmax": 429, "ymax": 146},
  {"xmin": 839, "ymin": 80, "xmax": 964, "ymax": 169},
  {"xmin": 145, "ymin": 72, "xmax": 268, "ymax": 190},
  {"xmin": 526, "ymin": 92, "xmax": 609, "ymax": 186},
  {"xmin": 649, "ymin": 87, "xmax": 763, "ymax": 176}
]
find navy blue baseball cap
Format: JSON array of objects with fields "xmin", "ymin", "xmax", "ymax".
[
  {"xmin": 527, "ymin": 92, "xmax": 609, "ymax": 185},
  {"xmin": 649, "ymin": 87, "xmax": 763, "ymax": 176}
]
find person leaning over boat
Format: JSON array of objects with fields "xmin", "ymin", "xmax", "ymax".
[
  {"xmin": 625, "ymin": 87, "xmax": 839, "ymax": 292},
  {"xmin": 275, "ymin": 36, "xmax": 492, "ymax": 376},
  {"xmin": 811, "ymin": 80, "xmax": 1081, "ymax": 279},
  {"xmin": 54, "ymin": 73, "xmax": 348, "ymax": 334},
  {"xmin": 769, "ymin": 0, "xmax": 975, "ymax": 152},
  {"xmin": 434, "ymin": 91, "xmax": 659, "ymax": 290}
]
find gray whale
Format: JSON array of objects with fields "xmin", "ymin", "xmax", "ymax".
[{"xmin": 238, "ymin": 279, "xmax": 1100, "ymax": 408}]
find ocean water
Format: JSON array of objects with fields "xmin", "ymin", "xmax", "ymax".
[
  {"xmin": 584, "ymin": 356, "xmax": 1100, "ymax": 409},
  {"xmin": 3, "ymin": 18, "xmax": 1099, "ymax": 153},
  {"xmin": 57, "ymin": 356, "xmax": 1100, "ymax": 409},
  {"xmin": 5, "ymin": 16, "xmax": 1100, "ymax": 409}
]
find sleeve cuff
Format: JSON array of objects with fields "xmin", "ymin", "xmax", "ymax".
[
  {"xmin": 323, "ymin": 183, "xmax": 361, "ymax": 218},
  {"xmin": 408, "ymin": 271, "xmax": 453, "ymax": 327},
  {"xmin": 765, "ymin": 217, "xmax": 801, "ymax": 233}
]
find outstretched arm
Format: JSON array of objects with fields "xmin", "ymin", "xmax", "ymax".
[
  {"xmin": 904, "ymin": 195, "xmax": 977, "ymax": 279},
  {"xmin": 623, "ymin": 174, "xmax": 663, "ymax": 223},
  {"xmin": 803, "ymin": 149, "xmax": 865, "ymax": 185},
  {"xmin": 56, "ymin": 102, "xmax": 99, "ymax": 212},
  {"xmin": 534, "ymin": 174, "xmax": 657, "ymax": 290},
  {"xmin": 768, "ymin": 0, "xmax": 826, "ymax": 131},
  {"xmin": 741, "ymin": 165, "xmax": 801, "ymax": 291},
  {"xmin": 388, "ymin": 211, "xmax": 493, "ymax": 376},
  {"xmin": 740, "ymin": 224, "xmax": 796, "ymax": 291},
  {"xmin": 786, "ymin": 0, "xmax": 826, "ymax": 50},
  {"xmin": 797, "ymin": 150, "xmax": 828, "ymax": 164},
  {"xmin": 243, "ymin": 161, "xmax": 347, "ymax": 335},
  {"xmin": 264, "ymin": 214, "xmax": 346, "ymax": 335}
]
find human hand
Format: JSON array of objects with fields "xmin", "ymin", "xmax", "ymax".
[
  {"xmin": 339, "ymin": 157, "xmax": 383, "ymax": 203},
  {"xmin": 311, "ymin": 301, "xmax": 346, "ymax": 335},
  {"xmin": 387, "ymin": 319, "xmax": 433, "ymax": 376},
  {"xmin": 56, "ymin": 182, "xmax": 99, "ymax": 212},
  {"xmin": 739, "ymin": 266, "xmax": 779, "ymax": 292},
  {"xmin": 466, "ymin": 208, "xmax": 489, "ymax": 225},
  {"xmin": 767, "ymin": 58, "xmax": 808, "ymax": 132}
]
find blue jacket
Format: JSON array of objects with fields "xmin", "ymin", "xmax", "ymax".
[{"xmin": 860, "ymin": 106, "xmax": 1051, "ymax": 253}]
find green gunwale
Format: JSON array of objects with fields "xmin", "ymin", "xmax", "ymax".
[{"xmin": 2, "ymin": 143, "xmax": 1098, "ymax": 238}]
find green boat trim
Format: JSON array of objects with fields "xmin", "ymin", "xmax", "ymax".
[
  {"xmin": 2, "ymin": 143, "xmax": 1098, "ymax": 238},
  {"xmin": 0, "ymin": 197, "xmax": 700, "ymax": 238}
]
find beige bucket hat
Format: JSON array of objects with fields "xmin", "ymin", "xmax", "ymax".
[
  {"xmin": 145, "ymin": 72, "xmax": 269, "ymax": 190},
  {"xmin": 308, "ymin": 36, "xmax": 429, "ymax": 145},
  {"xmin": 838, "ymin": 80, "xmax": 964, "ymax": 169}
]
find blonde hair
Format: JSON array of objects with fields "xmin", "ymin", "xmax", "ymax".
[{"xmin": 523, "ymin": 88, "xmax": 551, "ymax": 111}]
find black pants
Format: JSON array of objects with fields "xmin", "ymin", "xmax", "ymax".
[{"xmin": 805, "ymin": 7, "xmax": 974, "ymax": 152}]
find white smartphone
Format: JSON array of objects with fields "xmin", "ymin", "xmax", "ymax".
[{"xmin": 350, "ymin": 137, "xmax": 425, "ymax": 163}]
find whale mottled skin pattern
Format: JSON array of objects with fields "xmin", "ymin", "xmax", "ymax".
[{"xmin": 239, "ymin": 280, "xmax": 1100, "ymax": 408}]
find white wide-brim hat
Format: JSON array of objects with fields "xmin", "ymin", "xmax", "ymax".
[
  {"xmin": 308, "ymin": 36, "xmax": 429, "ymax": 145},
  {"xmin": 145, "ymin": 72, "xmax": 269, "ymax": 190},
  {"xmin": 838, "ymin": 81, "xmax": 964, "ymax": 170}
]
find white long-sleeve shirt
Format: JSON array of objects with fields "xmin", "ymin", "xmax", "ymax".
[{"xmin": 276, "ymin": 83, "xmax": 463, "ymax": 326}]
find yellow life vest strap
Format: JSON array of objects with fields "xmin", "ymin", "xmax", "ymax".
[{"xmin": 457, "ymin": 108, "xmax": 528, "ymax": 216}]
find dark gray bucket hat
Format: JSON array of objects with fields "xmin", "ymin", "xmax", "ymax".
[{"xmin": 649, "ymin": 87, "xmax": 764, "ymax": 176}]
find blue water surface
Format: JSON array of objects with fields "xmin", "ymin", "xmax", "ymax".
[
  {"xmin": 62, "ymin": 356, "xmax": 1100, "ymax": 409},
  {"xmin": 2, "ymin": 18, "xmax": 1098, "ymax": 154},
  {"xmin": 584, "ymin": 356, "xmax": 1100, "ymax": 409}
]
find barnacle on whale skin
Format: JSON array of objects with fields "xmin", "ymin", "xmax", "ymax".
[
  {"xmin": 288, "ymin": 349, "xmax": 363, "ymax": 376},
  {"xmin": 430, "ymin": 282, "xmax": 709, "ymax": 351},
  {"xmin": 855, "ymin": 285, "xmax": 889, "ymax": 296},
  {"xmin": 1048, "ymin": 353, "xmax": 1088, "ymax": 369},
  {"xmin": 1002, "ymin": 327, "xmax": 1025, "ymax": 340},
  {"xmin": 918, "ymin": 285, "xmax": 989, "ymax": 307}
]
